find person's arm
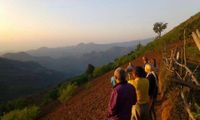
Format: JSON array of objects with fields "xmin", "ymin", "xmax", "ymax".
[
  {"xmin": 132, "ymin": 87, "xmax": 137, "ymax": 105},
  {"xmin": 108, "ymin": 90, "xmax": 118, "ymax": 117}
]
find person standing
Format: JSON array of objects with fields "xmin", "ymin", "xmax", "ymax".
[
  {"xmin": 142, "ymin": 56, "xmax": 149, "ymax": 68},
  {"xmin": 145, "ymin": 64, "xmax": 158, "ymax": 120},
  {"xmin": 126, "ymin": 62, "xmax": 135, "ymax": 80},
  {"xmin": 129, "ymin": 66, "xmax": 150, "ymax": 120},
  {"xmin": 108, "ymin": 67, "xmax": 137, "ymax": 120}
]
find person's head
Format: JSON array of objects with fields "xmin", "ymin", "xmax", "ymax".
[
  {"xmin": 114, "ymin": 67, "xmax": 126, "ymax": 83},
  {"xmin": 142, "ymin": 56, "xmax": 148, "ymax": 64},
  {"xmin": 132, "ymin": 66, "xmax": 146, "ymax": 78},
  {"xmin": 145, "ymin": 64, "xmax": 152, "ymax": 73},
  {"xmin": 128, "ymin": 62, "xmax": 133, "ymax": 66}
]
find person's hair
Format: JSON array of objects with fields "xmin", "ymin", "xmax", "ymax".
[
  {"xmin": 114, "ymin": 67, "xmax": 126, "ymax": 82},
  {"xmin": 145, "ymin": 64, "xmax": 152, "ymax": 73},
  {"xmin": 133, "ymin": 66, "xmax": 146, "ymax": 78}
]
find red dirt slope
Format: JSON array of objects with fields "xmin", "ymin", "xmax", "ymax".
[{"xmin": 39, "ymin": 51, "xmax": 161, "ymax": 120}]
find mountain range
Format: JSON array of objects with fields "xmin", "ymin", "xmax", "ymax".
[
  {"xmin": 3, "ymin": 39, "xmax": 151, "ymax": 76},
  {"xmin": 0, "ymin": 38, "xmax": 152, "ymax": 102},
  {"xmin": 0, "ymin": 57, "xmax": 65, "ymax": 103}
]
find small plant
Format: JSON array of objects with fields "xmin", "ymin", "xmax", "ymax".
[
  {"xmin": 1, "ymin": 106, "xmax": 40, "ymax": 120},
  {"xmin": 93, "ymin": 63, "xmax": 114, "ymax": 78},
  {"xmin": 59, "ymin": 83, "xmax": 77, "ymax": 103},
  {"xmin": 0, "ymin": 98, "xmax": 28, "ymax": 117}
]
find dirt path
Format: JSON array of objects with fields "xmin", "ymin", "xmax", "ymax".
[{"xmin": 39, "ymin": 51, "xmax": 163, "ymax": 120}]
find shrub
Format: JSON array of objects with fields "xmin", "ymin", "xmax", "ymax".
[
  {"xmin": 1, "ymin": 106, "xmax": 40, "ymax": 120},
  {"xmin": 58, "ymin": 83, "xmax": 77, "ymax": 103},
  {"xmin": 93, "ymin": 63, "xmax": 114, "ymax": 78},
  {"xmin": 85, "ymin": 64, "xmax": 95, "ymax": 78},
  {"xmin": 42, "ymin": 89, "xmax": 59, "ymax": 105},
  {"xmin": 0, "ymin": 98, "xmax": 28, "ymax": 117},
  {"xmin": 71, "ymin": 74, "xmax": 88, "ymax": 85}
]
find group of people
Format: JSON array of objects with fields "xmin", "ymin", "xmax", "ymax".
[{"xmin": 108, "ymin": 56, "xmax": 158, "ymax": 120}]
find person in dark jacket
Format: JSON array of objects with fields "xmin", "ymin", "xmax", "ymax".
[
  {"xmin": 145, "ymin": 64, "xmax": 158, "ymax": 120},
  {"xmin": 108, "ymin": 67, "xmax": 137, "ymax": 120}
]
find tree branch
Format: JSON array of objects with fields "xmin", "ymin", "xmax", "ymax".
[{"xmin": 170, "ymin": 78, "xmax": 200, "ymax": 90}]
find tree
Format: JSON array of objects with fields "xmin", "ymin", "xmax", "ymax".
[
  {"xmin": 153, "ymin": 22, "xmax": 168, "ymax": 38},
  {"xmin": 136, "ymin": 42, "xmax": 142, "ymax": 51},
  {"xmin": 86, "ymin": 64, "xmax": 95, "ymax": 77}
]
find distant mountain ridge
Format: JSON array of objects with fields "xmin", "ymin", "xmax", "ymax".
[
  {"xmin": 2, "ymin": 39, "xmax": 152, "ymax": 76},
  {"xmin": 3, "ymin": 46, "xmax": 134, "ymax": 76},
  {"xmin": 0, "ymin": 57, "xmax": 65, "ymax": 103},
  {"xmin": 26, "ymin": 39, "xmax": 151, "ymax": 58}
]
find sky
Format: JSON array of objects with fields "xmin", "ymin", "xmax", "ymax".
[{"xmin": 0, "ymin": 0, "xmax": 200, "ymax": 52}]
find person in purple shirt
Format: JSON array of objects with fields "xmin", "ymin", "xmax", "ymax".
[{"xmin": 108, "ymin": 67, "xmax": 137, "ymax": 120}]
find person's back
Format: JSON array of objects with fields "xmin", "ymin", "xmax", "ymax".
[
  {"xmin": 129, "ymin": 66, "xmax": 150, "ymax": 120},
  {"xmin": 108, "ymin": 82, "xmax": 137, "ymax": 120},
  {"xmin": 128, "ymin": 78, "xmax": 149, "ymax": 104},
  {"xmin": 145, "ymin": 64, "xmax": 158, "ymax": 120},
  {"xmin": 147, "ymin": 72, "xmax": 158, "ymax": 99}
]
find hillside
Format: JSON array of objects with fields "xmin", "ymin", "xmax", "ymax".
[
  {"xmin": 39, "ymin": 12, "xmax": 200, "ymax": 120},
  {"xmin": 39, "ymin": 51, "xmax": 161, "ymax": 120},
  {"xmin": 0, "ymin": 58, "xmax": 65, "ymax": 103}
]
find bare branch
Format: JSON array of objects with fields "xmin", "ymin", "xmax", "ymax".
[
  {"xmin": 192, "ymin": 30, "xmax": 200, "ymax": 51},
  {"xmin": 181, "ymin": 92, "xmax": 196, "ymax": 120},
  {"xmin": 173, "ymin": 59, "xmax": 199, "ymax": 86},
  {"xmin": 170, "ymin": 78, "xmax": 200, "ymax": 90},
  {"xmin": 183, "ymin": 29, "xmax": 187, "ymax": 66}
]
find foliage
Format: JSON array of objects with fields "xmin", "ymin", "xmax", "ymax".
[
  {"xmin": 85, "ymin": 64, "xmax": 95, "ymax": 78},
  {"xmin": 42, "ymin": 89, "xmax": 59, "ymax": 105},
  {"xmin": 1, "ymin": 106, "xmax": 40, "ymax": 120},
  {"xmin": 58, "ymin": 83, "xmax": 77, "ymax": 103},
  {"xmin": 0, "ymin": 98, "xmax": 28, "ymax": 117},
  {"xmin": 153, "ymin": 22, "xmax": 168, "ymax": 38},
  {"xmin": 93, "ymin": 63, "xmax": 114, "ymax": 78},
  {"xmin": 70, "ymin": 74, "xmax": 88, "ymax": 86},
  {"xmin": 155, "ymin": 12, "xmax": 200, "ymax": 46}
]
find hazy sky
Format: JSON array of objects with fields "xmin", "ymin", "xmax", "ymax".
[{"xmin": 0, "ymin": 0, "xmax": 200, "ymax": 52}]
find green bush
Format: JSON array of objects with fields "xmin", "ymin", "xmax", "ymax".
[
  {"xmin": 93, "ymin": 63, "xmax": 114, "ymax": 78},
  {"xmin": 59, "ymin": 83, "xmax": 77, "ymax": 103},
  {"xmin": 42, "ymin": 89, "xmax": 59, "ymax": 105},
  {"xmin": 0, "ymin": 98, "xmax": 28, "ymax": 117},
  {"xmin": 1, "ymin": 106, "xmax": 40, "ymax": 120}
]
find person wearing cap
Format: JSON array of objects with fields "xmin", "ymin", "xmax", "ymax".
[
  {"xmin": 129, "ymin": 66, "xmax": 150, "ymax": 120},
  {"xmin": 108, "ymin": 67, "xmax": 137, "ymax": 120},
  {"xmin": 145, "ymin": 64, "xmax": 158, "ymax": 120}
]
